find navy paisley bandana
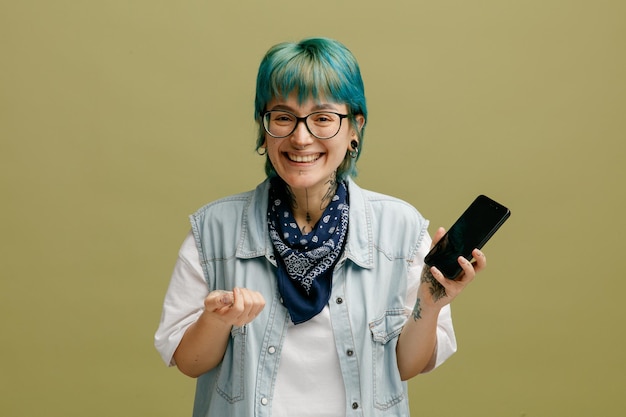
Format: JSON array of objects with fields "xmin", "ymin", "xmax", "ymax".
[{"xmin": 268, "ymin": 177, "xmax": 349, "ymax": 324}]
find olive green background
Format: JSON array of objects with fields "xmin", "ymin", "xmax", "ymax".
[{"xmin": 2, "ymin": 1, "xmax": 624, "ymax": 416}]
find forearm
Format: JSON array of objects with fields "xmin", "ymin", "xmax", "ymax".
[
  {"xmin": 173, "ymin": 311, "xmax": 232, "ymax": 378},
  {"xmin": 396, "ymin": 301, "xmax": 441, "ymax": 380}
]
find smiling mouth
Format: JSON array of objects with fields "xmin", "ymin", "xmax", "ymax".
[{"xmin": 286, "ymin": 153, "xmax": 322, "ymax": 163}]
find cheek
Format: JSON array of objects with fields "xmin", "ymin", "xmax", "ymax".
[
  {"xmin": 265, "ymin": 139, "xmax": 284, "ymax": 163},
  {"xmin": 329, "ymin": 143, "xmax": 349, "ymax": 164}
]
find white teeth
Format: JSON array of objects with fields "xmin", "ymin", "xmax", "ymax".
[{"xmin": 288, "ymin": 153, "xmax": 320, "ymax": 163}]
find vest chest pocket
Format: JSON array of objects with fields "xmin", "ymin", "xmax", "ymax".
[
  {"xmin": 369, "ymin": 310, "xmax": 407, "ymax": 410},
  {"xmin": 215, "ymin": 325, "xmax": 246, "ymax": 403}
]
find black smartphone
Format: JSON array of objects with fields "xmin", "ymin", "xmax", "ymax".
[{"xmin": 424, "ymin": 195, "xmax": 511, "ymax": 279}]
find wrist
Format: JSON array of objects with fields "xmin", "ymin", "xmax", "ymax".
[
  {"xmin": 198, "ymin": 308, "xmax": 233, "ymax": 329},
  {"xmin": 411, "ymin": 296, "xmax": 442, "ymax": 322}
]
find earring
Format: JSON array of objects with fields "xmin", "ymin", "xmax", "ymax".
[
  {"xmin": 349, "ymin": 140, "xmax": 359, "ymax": 159},
  {"xmin": 256, "ymin": 147, "xmax": 267, "ymax": 156}
]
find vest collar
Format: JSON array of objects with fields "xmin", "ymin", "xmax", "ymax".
[{"xmin": 236, "ymin": 177, "xmax": 374, "ymax": 269}]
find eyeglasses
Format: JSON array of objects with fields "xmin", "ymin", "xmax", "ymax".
[{"xmin": 262, "ymin": 110, "xmax": 350, "ymax": 140}]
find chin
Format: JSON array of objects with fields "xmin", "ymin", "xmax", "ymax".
[{"xmin": 277, "ymin": 171, "xmax": 321, "ymax": 189}]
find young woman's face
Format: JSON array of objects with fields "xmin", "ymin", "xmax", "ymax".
[{"xmin": 262, "ymin": 93, "xmax": 360, "ymax": 194}]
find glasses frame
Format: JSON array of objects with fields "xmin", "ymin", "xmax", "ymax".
[{"xmin": 262, "ymin": 110, "xmax": 351, "ymax": 140}]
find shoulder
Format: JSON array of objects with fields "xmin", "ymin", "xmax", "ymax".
[
  {"xmin": 191, "ymin": 190, "xmax": 252, "ymax": 220},
  {"xmin": 347, "ymin": 179, "xmax": 429, "ymax": 258},
  {"xmin": 188, "ymin": 180, "xmax": 270, "ymax": 260},
  {"xmin": 349, "ymin": 179, "xmax": 427, "ymax": 227},
  {"xmin": 190, "ymin": 180, "xmax": 268, "ymax": 224}
]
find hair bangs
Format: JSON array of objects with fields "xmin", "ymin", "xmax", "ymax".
[{"xmin": 263, "ymin": 52, "xmax": 347, "ymax": 109}]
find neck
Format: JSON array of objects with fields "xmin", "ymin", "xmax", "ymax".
[{"xmin": 286, "ymin": 175, "xmax": 338, "ymax": 234}]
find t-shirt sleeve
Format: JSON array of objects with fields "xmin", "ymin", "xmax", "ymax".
[{"xmin": 154, "ymin": 230, "xmax": 209, "ymax": 366}]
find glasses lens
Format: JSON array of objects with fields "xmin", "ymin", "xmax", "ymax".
[
  {"xmin": 263, "ymin": 111, "xmax": 342, "ymax": 139},
  {"xmin": 264, "ymin": 111, "xmax": 295, "ymax": 138},
  {"xmin": 306, "ymin": 112, "xmax": 342, "ymax": 139}
]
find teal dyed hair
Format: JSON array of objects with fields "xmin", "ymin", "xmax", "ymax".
[{"xmin": 254, "ymin": 38, "xmax": 367, "ymax": 179}]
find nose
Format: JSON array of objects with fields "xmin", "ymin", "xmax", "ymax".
[{"xmin": 290, "ymin": 118, "xmax": 315, "ymax": 148}]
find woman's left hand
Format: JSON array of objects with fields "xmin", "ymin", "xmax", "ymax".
[
  {"xmin": 399, "ymin": 226, "xmax": 487, "ymax": 378},
  {"xmin": 418, "ymin": 227, "xmax": 487, "ymax": 309}
]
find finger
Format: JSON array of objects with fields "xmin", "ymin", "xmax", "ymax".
[
  {"xmin": 219, "ymin": 291, "xmax": 235, "ymax": 306},
  {"xmin": 205, "ymin": 290, "xmax": 234, "ymax": 312},
  {"xmin": 431, "ymin": 227, "xmax": 447, "ymax": 247},
  {"xmin": 225, "ymin": 288, "xmax": 245, "ymax": 326},
  {"xmin": 231, "ymin": 287, "xmax": 246, "ymax": 313},
  {"xmin": 238, "ymin": 288, "xmax": 254, "ymax": 315},
  {"xmin": 471, "ymin": 248, "xmax": 487, "ymax": 272},
  {"xmin": 240, "ymin": 290, "xmax": 266, "ymax": 322},
  {"xmin": 250, "ymin": 291, "xmax": 266, "ymax": 317},
  {"xmin": 232, "ymin": 288, "xmax": 262, "ymax": 326},
  {"xmin": 456, "ymin": 256, "xmax": 476, "ymax": 283},
  {"xmin": 429, "ymin": 265, "xmax": 449, "ymax": 286}
]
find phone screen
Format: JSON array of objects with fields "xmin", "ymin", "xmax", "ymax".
[{"xmin": 424, "ymin": 195, "xmax": 510, "ymax": 279}]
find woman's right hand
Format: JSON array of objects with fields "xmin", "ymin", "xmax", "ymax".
[
  {"xmin": 204, "ymin": 287, "xmax": 266, "ymax": 327},
  {"xmin": 174, "ymin": 287, "xmax": 266, "ymax": 377}
]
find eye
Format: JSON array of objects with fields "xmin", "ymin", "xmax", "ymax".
[
  {"xmin": 310, "ymin": 113, "xmax": 336, "ymax": 123},
  {"xmin": 271, "ymin": 112, "xmax": 295, "ymax": 123}
]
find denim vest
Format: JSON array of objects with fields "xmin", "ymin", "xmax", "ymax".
[{"xmin": 189, "ymin": 178, "xmax": 429, "ymax": 417}]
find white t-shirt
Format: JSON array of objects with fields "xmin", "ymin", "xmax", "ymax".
[{"xmin": 272, "ymin": 306, "xmax": 345, "ymax": 417}]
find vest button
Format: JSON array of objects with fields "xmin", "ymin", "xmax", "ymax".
[
  {"xmin": 261, "ymin": 397, "xmax": 269, "ymax": 406},
  {"xmin": 336, "ymin": 297, "xmax": 343, "ymax": 304},
  {"xmin": 352, "ymin": 402, "xmax": 359, "ymax": 409},
  {"xmin": 346, "ymin": 349, "xmax": 354, "ymax": 356},
  {"xmin": 268, "ymin": 346, "xmax": 276, "ymax": 354}
]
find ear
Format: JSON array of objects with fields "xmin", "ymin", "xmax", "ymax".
[
  {"xmin": 257, "ymin": 139, "xmax": 268, "ymax": 155},
  {"xmin": 349, "ymin": 115, "xmax": 365, "ymax": 142},
  {"xmin": 355, "ymin": 114, "xmax": 365, "ymax": 132}
]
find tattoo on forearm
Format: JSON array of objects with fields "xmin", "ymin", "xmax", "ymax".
[
  {"xmin": 421, "ymin": 265, "xmax": 447, "ymax": 302},
  {"xmin": 412, "ymin": 298, "xmax": 422, "ymax": 321}
]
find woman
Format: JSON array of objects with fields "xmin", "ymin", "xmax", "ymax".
[{"xmin": 155, "ymin": 37, "xmax": 486, "ymax": 417}]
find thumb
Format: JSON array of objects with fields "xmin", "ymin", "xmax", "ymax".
[
  {"xmin": 205, "ymin": 290, "xmax": 234, "ymax": 311},
  {"xmin": 431, "ymin": 227, "xmax": 447, "ymax": 247}
]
